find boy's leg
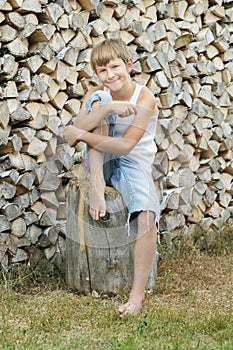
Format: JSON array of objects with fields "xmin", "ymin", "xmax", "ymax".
[
  {"xmin": 88, "ymin": 115, "xmax": 108, "ymax": 220},
  {"xmin": 118, "ymin": 211, "xmax": 157, "ymax": 317},
  {"xmin": 84, "ymin": 91, "xmax": 115, "ymax": 220}
]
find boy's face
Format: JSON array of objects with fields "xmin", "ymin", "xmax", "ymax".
[{"xmin": 95, "ymin": 58, "xmax": 133, "ymax": 92}]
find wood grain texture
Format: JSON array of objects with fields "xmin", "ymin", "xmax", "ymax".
[{"xmin": 66, "ymin": 179, "xmax": 157, "ymax": 295}]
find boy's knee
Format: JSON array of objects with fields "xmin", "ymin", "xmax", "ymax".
[{"xmin": 139, "ymin": 211, "xmax": 156, "ymax": 229}]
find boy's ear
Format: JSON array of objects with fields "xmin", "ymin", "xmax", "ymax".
[{"xmin": 127, "ymin": 58, "xmax": 133, "ymax": 72}]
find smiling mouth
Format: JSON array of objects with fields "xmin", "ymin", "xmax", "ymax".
[{"xmin": 107, "ymin": 79, "xmax": 119, "ymax": 84}]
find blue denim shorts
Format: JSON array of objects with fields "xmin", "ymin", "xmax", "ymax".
[
  {"xmin": 85, "ymin": 90, "xmax": 161, "ymax": 226},
  {"xmin": 103, "ymin": 156, "xmax": 161, "ymax": 223}
]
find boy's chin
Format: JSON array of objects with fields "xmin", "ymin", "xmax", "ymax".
[
  {"xmin": 106, "ymin": 83, "xmax": 123, "ymax": 92},
  {"xmin": 106, "ymin": 79, "xmax": 123, "ymax": 89}
]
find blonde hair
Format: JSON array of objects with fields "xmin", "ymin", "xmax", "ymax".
[{"xmin": 90, "ymin": 38, "xmax": 131, "ymax": 72}]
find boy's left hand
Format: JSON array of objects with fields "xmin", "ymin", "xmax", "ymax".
[{"xmin": 63, "ymin": 125, "xmax": 83, "ymax": 147}]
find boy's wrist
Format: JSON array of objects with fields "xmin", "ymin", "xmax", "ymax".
[{"xmin": 102, "ymin": 103, "xmax": 111, "ymax": 117}]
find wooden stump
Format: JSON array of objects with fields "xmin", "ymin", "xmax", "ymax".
[{"xmin": 66, "ymin": 179, "xmax": 158, "ymax": 296}]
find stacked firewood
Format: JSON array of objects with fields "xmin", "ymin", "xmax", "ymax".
[{"xmin": 0, "ymin": 0, "xmax": 232, "ymax": 270}]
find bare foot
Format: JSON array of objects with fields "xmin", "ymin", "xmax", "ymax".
[
  {"xmin": 89, "ymin": 180, "xmax": 106, "ymax": 220},
  {"xmin": 118, "ymin": 296, "xmax": 143, "ymax": 318}
]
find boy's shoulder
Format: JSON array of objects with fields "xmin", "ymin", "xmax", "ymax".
[
  {"xmin": 140, "ymin": 85, "xmax": 155, "ymax": 97},
  {"xmin": 138, "ymin": 85, "xmax": 156, "ymax": 102},
  {"xmin": 137, "ymin": 84, "xmax": 157, "ymax": 111}
]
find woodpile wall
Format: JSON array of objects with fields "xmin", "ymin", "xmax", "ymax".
[{"xmin": 0, "ymin": 0, "xmax": 232, "ymax": 271}]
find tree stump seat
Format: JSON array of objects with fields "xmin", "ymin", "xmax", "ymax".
[{"xmin": 66, "ymin": 178, "xmax": 158, "ymax": 296}]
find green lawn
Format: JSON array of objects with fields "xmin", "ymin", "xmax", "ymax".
[{"xmin": 0, "ymin": 226, "xmax": 232, "ymax": 350}]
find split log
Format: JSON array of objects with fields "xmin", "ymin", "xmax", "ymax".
[
  {"xmin": 6, "ymin": 11, "xmax": 25, "ymax": 30},
  {"xmin": 0, "ymin": 215, "xmax": 11, "ymax": 232},
  {"xmin": 11, "ymin": 217, "xmax": 26, "ymax": 237},
  {"xmin": 18, "ymin": 0, "xmax": 42, "ymax": 14},
  {"xmin": 2, "ymin": 203, "xmax": 22, "ymax": 221}
]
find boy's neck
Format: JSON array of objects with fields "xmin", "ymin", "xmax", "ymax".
[{"xmin": 110, "ymin": 80, "xmax": 136, "ymax": 101}]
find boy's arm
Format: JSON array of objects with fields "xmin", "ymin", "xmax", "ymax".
[
  {"xmin": 73, "ymin": 86, "xmax": 136, "ymax": 131},
  {"xmin": 73, "ymin": 86, "xmax": 107, "ymax": 131},
  {"xmin": 64, "ymin": 89, "xmax": 157, "ymax": 155},
  {"xmin": 93, "ymin": 87, "xmax": 157, "ymax": 154}
]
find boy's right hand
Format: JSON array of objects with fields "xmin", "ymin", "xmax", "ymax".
[{"xmin": 108, "ymin": 101, "xmax": 136, "ymax": 117}]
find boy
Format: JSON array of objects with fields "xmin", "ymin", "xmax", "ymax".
[{"xmin": 63, "ymin": 38, "xmax": 161, "ymax": 318}]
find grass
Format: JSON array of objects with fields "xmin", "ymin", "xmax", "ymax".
[{"xmin": 0, "ymin": 223, "xmax": 232, "ymax": 350}]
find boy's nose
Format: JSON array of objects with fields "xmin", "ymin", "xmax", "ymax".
[{"xmin": 107, "ymin": 69, "xmax": 114, "ymax": 78}]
